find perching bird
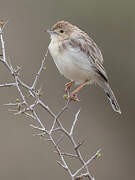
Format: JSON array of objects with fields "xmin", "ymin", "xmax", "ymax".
[{"xmin": 46, "ymin": 21, "xmax": 121, "ymax": 114}]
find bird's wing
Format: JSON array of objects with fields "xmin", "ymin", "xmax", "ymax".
[
  {"xmin": 69, "ymin": 33, "xmax": 108, "ymax": 82},
  {"xmin": 85, "ymin": 34, "xmax": 104, "ymax": 64},
  {"xmin": 91, "ymin": 60, "xmax": 108, "ymax": 82}
]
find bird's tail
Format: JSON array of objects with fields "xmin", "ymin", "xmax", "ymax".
[{"xmin": 103, "ymin": 82, "xmax": 121, "ymax": 114}]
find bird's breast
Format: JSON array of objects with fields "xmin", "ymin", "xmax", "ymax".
[{"xmin": 48, "ymin": 40, "xmax": 95, "ymax": 82}]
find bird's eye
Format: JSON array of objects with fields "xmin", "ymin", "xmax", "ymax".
[{"xmin": 60, "ymin": 29, "xmax": 64, "ymax": 33}]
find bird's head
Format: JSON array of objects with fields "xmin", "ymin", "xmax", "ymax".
[{"xmin": 46, "ymin": 21, "xmax": 77, "ymax": 41}]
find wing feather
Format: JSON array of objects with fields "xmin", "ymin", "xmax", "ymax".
[{"xmin": 69, "ymin": 32, "xmax": 108, "ymax": 82}]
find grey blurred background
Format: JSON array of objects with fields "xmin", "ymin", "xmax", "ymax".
[{"xmin": 0, "ymin": 0, "xmax": 134, "ymax": 179}]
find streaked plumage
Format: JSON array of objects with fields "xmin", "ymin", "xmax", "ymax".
[{"xmin": 47, "ymin": 21, "xmax": 121, "ymax": 114}]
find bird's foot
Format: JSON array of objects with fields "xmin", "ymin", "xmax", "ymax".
[
  {"xmin": 65, "ymin": 81, "xmax": 74, "ymax": 94},
  {"xmin": 69, "ymin": 93, "xmax": 80, "ymax": 102},
  {"xmin": 63, "ymin": 92, "xmax": 79, "ymax": 102}
]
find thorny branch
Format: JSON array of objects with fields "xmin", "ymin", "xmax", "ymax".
[{"xmin": 0, "ymin": 22, "xmax": 101, "ymax": 180}]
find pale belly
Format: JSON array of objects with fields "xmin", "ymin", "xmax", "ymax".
[{"xmin": 49, "ymin": 40, "xmax": 96, "ymax": 83}]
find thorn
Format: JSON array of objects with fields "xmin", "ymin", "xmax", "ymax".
[
  {"xmin": 33, "ymin": 132, "xmax": 46, "ymax": 137},
  {"xmin": 75, "ymin": 140, "xmax": 85, "ymax": 150},
  {"xmin": 4, "ymin": 102, "xmax": 18, "ymax": 106},
  {"xmin": 7, "ymin": 109, "xmax": 18, "ymax": 112},
  {"xmin": 56, "ymin": 161, "xmax": 67, "ymax": 170},
  {"xmin": 44, "ymin": 138, "xmax": 51, "ymax": 141},
  {"xmin": 30, "ymin": 124, "xmax": 45, "ymax": 131}
]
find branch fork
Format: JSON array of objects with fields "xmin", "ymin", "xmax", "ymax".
[{"xmin": 0, "ymin": 22, "xmax": 101, "ymax": 180}]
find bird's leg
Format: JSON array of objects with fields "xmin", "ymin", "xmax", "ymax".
[
  {"xmin": 69, "ymin": 80, "xmax": 88, "ymax": 101},
  {"xmin": 65, "ymin": 80, "xmax": 74, "ymax": 94}
]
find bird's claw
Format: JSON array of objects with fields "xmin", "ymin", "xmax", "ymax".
[
  {"xmin": 63, "ymin": 93, "xmax": 79, "ymax": 102},
  {"xmin": 64, "ymin": 81, "xmax": 74, "ymax": 93},
  {"xmin": 69, "ymin": 93, "xmax": 80, "ymax": 102},
  {"xmin": 65, "ymin": 86, "xmax": 70, "ymax": 94}
]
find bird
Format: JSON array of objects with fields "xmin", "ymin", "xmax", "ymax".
[{"xmin": 46, "ymin": 20, "xmax": 121, "ymax": 114}]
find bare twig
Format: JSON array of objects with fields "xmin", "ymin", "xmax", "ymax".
[
  {"xmin": 0, "ymin": 23, "xmax": 101, "ymax": 180},
  {"xmin": 70, "ymin": 109, "xmax": 80, "ymax": 135},
  {"xmin": 54, "ymin": 151, "xmax": 78, "ymax": 159},
  {"xmin": 0, "ymin": 82, "xmax": 16, "ymax": 88},
  {"xmin": 31, "ymin": 50, "xmax": 48, "ymax": 90},
  {"xmin": 73, "ymin": 149, "xmax": 101, "ymax": 178}
]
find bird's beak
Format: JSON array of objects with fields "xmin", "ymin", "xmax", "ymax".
[{"xmin": 45, "ymin": 29, "xmax": 57, "ymax": 35}]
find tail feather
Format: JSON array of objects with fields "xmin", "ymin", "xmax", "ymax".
[{"xmin": 104, "ymin": 83, "xmax": 121, "ymax": 114}]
